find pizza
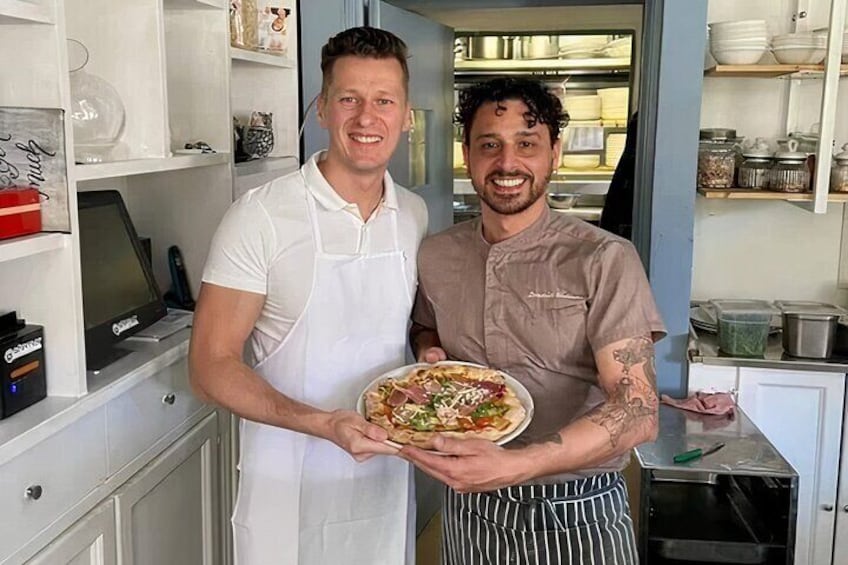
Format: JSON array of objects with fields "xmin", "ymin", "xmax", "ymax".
[{"xmin": 364, "ymin": 363, "xmax": 527, "ymax": 447}]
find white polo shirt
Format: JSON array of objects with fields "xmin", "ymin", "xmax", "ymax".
[{"xmin": 202, "ymin": 152, "xmax": 429, "ymax": 364}]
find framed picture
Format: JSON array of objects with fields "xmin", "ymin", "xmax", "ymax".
[{"xmin": 0, "ymin": 107, "xmax": 70, "ymax": 232}]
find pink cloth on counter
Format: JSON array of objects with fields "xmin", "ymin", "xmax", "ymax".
[{"xmin": 661, "ymin": 391, "xmax": 736, "ymax": 416}]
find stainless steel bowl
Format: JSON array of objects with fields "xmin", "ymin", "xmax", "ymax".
[{"xmin": 547, "ymin": 192, "xmax": 580, "ymax": 209}]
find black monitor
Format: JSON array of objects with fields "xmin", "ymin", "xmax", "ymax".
[{"xmin": 77, "ymin": 190, "xmax": 167, "ymax": 370}]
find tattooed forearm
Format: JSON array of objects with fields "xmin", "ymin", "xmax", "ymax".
[
  {"xmin": 586, "ymin": 336, "xmax": 658, "ymax": 447},
  {"xmin": 503, "ymin": 431, "xmax": 562, "ymax": 450}
]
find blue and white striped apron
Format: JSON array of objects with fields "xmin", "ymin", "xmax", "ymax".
[{"xmin": 442, "ymin": 472, "xmax": 638, "ymax": 565}]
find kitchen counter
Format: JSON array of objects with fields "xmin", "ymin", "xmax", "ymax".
[
  {"xmin": 689, "ymin": 325, "xmax": 848, "ymax": 373},
  {"xmin": 635, "ymin": 404, "xmax": 796, "ymax": 478}
]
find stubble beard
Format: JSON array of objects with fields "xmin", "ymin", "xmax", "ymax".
[{"xmin": 472, "ymin": 167, "xmax": 552, "ymax": 215}]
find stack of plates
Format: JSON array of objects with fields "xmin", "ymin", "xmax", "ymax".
[
  {"xmin": 602, "ymin": 37, "xmax": 632, "ymax": 59},
  {"xmin": 563, "ymin": 95, "xmax": 601, "ymax": 121},
  {"xmin": 562, "ymin": 154, "xmax": 600, "ymax": 170},
  {"xmin": 558, "ymin": 35, "xmax": 609, "ymax": 59},
  {"xmin": 598, "ymin": 87, "xmax": 629, "ymax": 121},
  {"xmin": 605, "ymin": 133, "xmax": 627, "ymax": 168}
]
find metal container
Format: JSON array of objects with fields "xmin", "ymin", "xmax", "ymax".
[
  {"xmin": 547, "ymin": 192, "xmax": 580, "ymax": 209},
  {"xmin": 520, "ymin": 35, "xmax": 559, "ymax": 59},
  {"xmin": 466, "ymin": 36, "xmax": 513, "ymax": 60},
  {"xmin": 782, "ymin": 312, "xmax": 839, "ymax": 358}
]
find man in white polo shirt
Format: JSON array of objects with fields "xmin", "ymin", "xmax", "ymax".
[{"xmin": 188, "ymin": 27, "xmax": 427, "ymax": 565}]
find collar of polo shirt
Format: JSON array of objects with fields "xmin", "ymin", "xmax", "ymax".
[{"xmin": 303, "ymin": 151, "xmax": 399, "ymax": 213}]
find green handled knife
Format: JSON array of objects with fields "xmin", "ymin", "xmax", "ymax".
[{"xmin": 673, "ymin": 442, "xmax": 726, "ymax": 464}]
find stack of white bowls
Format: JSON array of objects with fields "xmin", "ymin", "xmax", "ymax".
[
  {"xmin": 563, "ymin": 95, "xmax": 601, "ymax": 121},
  {"xmin": 772, "ymin": 32, "xmax": 826, "ymax": 64},
  {"xmin": 709, "ymin": 19, "xmax": 769, "ymax": 65},
  {"xmin": 605, "ymin": 133, "xmax": 628, "ymax": 168},
  {"xmin": 597, "ymin": 87, "xmax": 629, "ymax": 121}
]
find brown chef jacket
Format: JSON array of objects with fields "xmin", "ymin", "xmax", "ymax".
[{"xmin": 412, "ymin": 206, "xmax": 666, "ymax": 483}]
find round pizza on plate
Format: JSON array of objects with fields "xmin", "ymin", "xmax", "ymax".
[{"xmin": 361, "ymin": 362, "xmax": 530, "ymax": 448}]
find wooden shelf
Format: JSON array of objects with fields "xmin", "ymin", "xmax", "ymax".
[
  {"xmin": 704, "ymin": 64, "xmax": 848, "ymax": 78},
  {"xmin": 0, "ymin": 0, "xmax": 53, "ymax": 24},
  {"xmin": 697, "ymin": 188, "xmax": 848, "ymax": 201},
  {"xmin": 74, "ymin": 153, "xmax": 230, "ymax": 182},
  {"xmin": 231, "ymin": 48, "xmax": 295, "ymax": 68},
  {"xmin": 0, "ymin": 233, "xmax": 67, "ymax": 264}
]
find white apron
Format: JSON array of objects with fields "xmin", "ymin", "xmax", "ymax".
[{"xmin": 232, "ymin": 188, "xmax": 415, "ymax": 565}]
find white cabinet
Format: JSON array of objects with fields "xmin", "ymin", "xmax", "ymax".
[
  {"xmin": 114, "ymin": 412, "xmax": 219, "ymax": 565},
  {"xmin": 26, "ymin": 500, "xmax": 117, "ymax": 565},
  {"xmin": 736, "ymin": 367, "xmax": 845, "ymax": 565}
]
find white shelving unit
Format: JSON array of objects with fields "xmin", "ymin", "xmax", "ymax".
[
  {"xmin": 0, "ymin": 0, "xmax": 54, "ymax": 24},
  {"xmin": 0, "ymin": 0, "xmax": 300, "ymax": 399},
  {"xmin": 231, "ymin": 47, "xmax": 295, "ymax": 68},
  {"xmin": 74, "ymin": 153, "xmax": 231, "ymax": 182},
  {"xmin": 0, "ymin": 233, "xmax": 68, "ymax": 264}
]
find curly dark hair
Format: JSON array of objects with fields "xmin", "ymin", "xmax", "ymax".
[
  {"xmin": 455, "ymin": 78, "xmax": 569, "ymax": 146},
  {"xmin": 320, "ymin": 27, "xmax": 410, "ymax": 97}
]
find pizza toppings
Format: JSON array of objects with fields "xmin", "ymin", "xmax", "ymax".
[{"xmin": 370, "ymin": 364, "xmax": 514, "ymax": 434}]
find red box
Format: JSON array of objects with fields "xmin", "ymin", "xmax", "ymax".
[{"xmin": 0, "ymin": 188, "xmax": 41, "ymax": 240}]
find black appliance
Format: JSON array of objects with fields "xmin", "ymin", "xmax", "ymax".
[
  {"xmin": 635, "ymin": 405, "xmax": 798, "ymax": 565},
  {"xmin": 77, "ymin": 191, "xmax": 167, "ymax": 371},
  {"xmin": 0, "ymin": 311, "xmax": 46, "ymax": 419}
]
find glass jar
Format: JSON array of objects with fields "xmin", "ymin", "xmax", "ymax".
[
  {"xmin": 831, "ymin": 143, "xmax": 848, "ymax": 193},
  {"xmin": 769, "ymin": 139, "xmax": 810, "ymax": 193},
  {"xmin": 697, "ymin": 128, "xmax": 741, "ymax": 188},
  {"xmin": 67, "ymin": 39, "xmax": 126, "ymax": 164},
  {"xmin": 737, "ymin": 137, "xmax": 773, "ymax": 189}
]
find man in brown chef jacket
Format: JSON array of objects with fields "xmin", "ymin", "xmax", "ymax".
[{"xmin": 403, "ymin": 77, "xmax": 666, "ymax": 564}]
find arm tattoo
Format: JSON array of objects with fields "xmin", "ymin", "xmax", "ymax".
[{"xmin": 586, "ymin": 336, "xmax": 658, "ymax": 447}]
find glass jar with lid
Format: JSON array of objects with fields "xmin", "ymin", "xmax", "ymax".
[
  {"xmin": 698, "ymin": 128, "xmax": 742, "ymax": 188},
  {"xmin": 831, "ymin": 143, "xmax": 848, "ymax": 193},
  {"xmin": 768, "ymin": 139, "xmax": 810, "ymax": 193},
  {"xmin": 737, "ymin": 137, "xmax": 773, "ymax": 189}
]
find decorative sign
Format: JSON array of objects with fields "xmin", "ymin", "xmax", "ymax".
[{"xmin": 0, "ymin": 107, "xmax": 70, "ymax": 232}]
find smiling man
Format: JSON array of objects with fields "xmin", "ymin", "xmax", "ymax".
[
  {"xmin": 407, "ymin": 78, "xmax": 666, "ymax": 564},
  {"xmin": 189, "ymin": 27, "xmax": 427, "ymax": 565}
]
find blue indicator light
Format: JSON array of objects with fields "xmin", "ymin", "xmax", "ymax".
[{"xmin": 9, "ymin": 384, "xmax": 17, "ymax": 394}]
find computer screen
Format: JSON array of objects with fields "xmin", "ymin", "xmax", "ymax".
[{"xmin": 77, "ymin": 190, "xmax": 167, "ymax": 370}]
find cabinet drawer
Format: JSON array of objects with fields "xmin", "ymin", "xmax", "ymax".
[
  {"xmin": 105, "ymin": 358, "xmax": 205, "ymax": 474},
  {"xmin": 0, "ymin": 408, "xmax": 107, "ymax": 563}
]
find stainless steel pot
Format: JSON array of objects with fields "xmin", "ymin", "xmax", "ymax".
[
  {"xmin": 520, "ymin": 35, "xmax": 559, "ymax": 59},
  {"xmin": 782, "ymin": 312, "xmax": 839, "ymax": 358},
  {"xmin": 466, "ymin": 36, "xmax": 513, "ymax": 60}
]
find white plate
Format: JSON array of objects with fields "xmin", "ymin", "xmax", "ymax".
[{"xmin": 356, "ymin": 361, "xmax": 535, "ymax": 450}]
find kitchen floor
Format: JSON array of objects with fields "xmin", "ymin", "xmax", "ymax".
[{"xmin": 416, "ymin": 513, "xmax": 442, "ymax": 565}]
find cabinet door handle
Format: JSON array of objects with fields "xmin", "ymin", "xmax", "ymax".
[
  {"xmin": 843, "ymin": 505, "xmax": 848, "ymax": 513},
  {"xmin": 162, "ymin": 393, "xmax": 176, "ymax": 405},
  {"xmin": 25, "ymin": 485, "xmax": 43, "ymax": 500},
  {"xmin": 822, "ymin": 504, "xmax": 835, "ymax": 512}
]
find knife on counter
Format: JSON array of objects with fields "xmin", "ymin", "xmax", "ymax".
[{"xmin": 673, "ymin": 442, "xmax": 726, "ymax": 464}]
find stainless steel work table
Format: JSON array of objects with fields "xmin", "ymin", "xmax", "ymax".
[{"xmin": 633, "ymin": 405, "xmax": 798, "ymax": 564}]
